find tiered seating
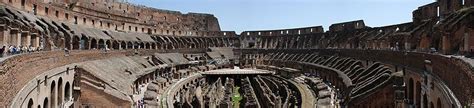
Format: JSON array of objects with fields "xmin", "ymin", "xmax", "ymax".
[{"xmin": 242, "ymin": 51, "xmax": 399, "ymax": 105}]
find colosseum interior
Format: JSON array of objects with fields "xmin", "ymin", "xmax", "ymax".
[{"xmin": 0, "ymin": 0, "xmax": 473, "ymax": 108}]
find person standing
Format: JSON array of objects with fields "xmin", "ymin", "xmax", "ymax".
[{"xmin": 8, "ymin": 45, "xmax": 13, "ymax": 55}]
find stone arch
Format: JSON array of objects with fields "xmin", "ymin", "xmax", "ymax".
[
  {"xmin": 50, "ymin": 80, "xmax": 55, "ymax": 108},
  {"xmin": 134, "ymin": 42, "xmax": 139, "ymax": 49},
  {"xmin": 140, "ymin": 42, "xmax": 145, "ymax": 49},
  {"xmin": 80, "ymin": 36, "xmax": 89, "ymax": 50},
  {"xmin": 145, "ymin": 43, "xmax": 150, "ymax": 49},
  {"xmin": 21, "ymin": 0, "xmax": 26, "ymax": 7},
  {"xmin": 64, "ymin": 82, "xmax": 71, "ymax": 101},
  {"xmin": 112, "ymin": 40, "xmax": 119, "ymax": 50},
  {"xmin": 27, "ymin": 98, "xmax": 33, "ymax": 108},
  {"xmin": 72, "ymin": 36, "xmax": 80, "ymax": 50},
  {"xmin": 120, "ymin": 41, "xmax": 126, "ymax": 50},
  {"xmin": 436, "ymin": 98, "xmax": 442, "ymax": 108},
  {"xmin": 151, "ymin": 43, "xmax": 157, "ymax": 49},
  {"xmin": 127, "ymin": 41, "xmax": 133, "ymax": 49},
  {"xmin": 430, "ymin": 102, "xmax": 434, "ymax": 108},
  {"xmin": 105, "ymin": 40, "xmax": 111, "ymax": 49},
  {"xmin": 98, "ymin": 39, "xmax": 105, "ymax": 49},
  {"xmin": 57, "ymin": 78, "xmax": 63, "ymax": 106},
  {"xmin": 43, "ymin": 98, "xmax": 48, "ymax": 108},
  {"xmin": 64, "ymin": 34, "xmax": 71, "ymax": 50},
  {"xmin": 90, "ymin": 38, "xmax": 97, "ymax": 49}
]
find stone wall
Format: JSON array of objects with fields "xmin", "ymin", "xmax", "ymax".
[
  {"xmin": 0, "ymin": 0, "xmax": 221, "ymax": 36},
  {"xmin": 0, "ymin": 48, "xmax": 207, "ymax": 107}
]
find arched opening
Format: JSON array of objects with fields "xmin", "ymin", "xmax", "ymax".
[
  {"xmin": 64, "ymin": 82, "xmax": 71, "ymax": 101},
  {"xmin": 43, "ymin": 98, "xmax": 48, "ymax": 108},
  {"xmin": 27, "ymin": 98, "xmax": 33, "ymax": 108},
  {"xmin": 50, "ymin": 81, "xmax": 55, "ymax": 108},
  {"xmin": 430, "ymin": 102, "xmax": 434, "ymax": 108},
  {"xmin": 112, "ymin": 41, "xmax": 119, "ymax": 50},
  {"xmin": 98, "ymin": 39, "xmax": 105, "ymax": 49},
  {"xmin": 409, "ymin": 78, "xmax": 414, "ymax": 104},
  {"xmin": 21, "ymin": 0, "xmax": 26, "ymax": 6},
  {"xmin": 145, "ymin": 43, "xmax": 150, "ymax": 49},
  {"xmin": 134, "ymin": 42, "xmax": 139, "ymax": 49},
  {"xmin": 90, "ymin": 38, "xmax": 97, "ymax": 49},
  {"xmin": 72, "ymin": 36, "xmax": 80, "ymax": 50},
  {"xmin": 437, "ymin": 98, "xmax": 442, "ymax": 108},
  {"xmin": 105, "ymin": 40, "xmax": 111, "ymax": 49},
  {"xmin": 127, "ymin": 42, "xmax": 133, "ymax": 49},
  {"xmin": 57, "ymin": 78, "xmax": 63, "ymax": 106},
  {"xmin": 64, "ymin": 34, "xmax": 71, "ymax": 50},
  {"xmin": 140, "ymin": 42, "xmax": 145, "ymax": 49},
  {"xmin": 120, "ymin": 41, "xmax": 126, "ymax": 50},
  {"xmin": 80, "ymin": 36, "xmax": 89, "ymax": 50},
  {"xmin": 416, "ymin": 81, "xmax": 421, "ymax": 107}
]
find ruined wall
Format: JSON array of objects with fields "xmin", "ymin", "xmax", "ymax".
[
  {"xmin": 75, "ymin": 83, "xmax": 131, "ymax": 108},
  {"xmin": 328, "ymin": 20, "xmax": 365, "ymax": 32},
  {"xmin": 0, "ymin": 0, "xmax": 221, "ymax": 36},
  {"xmin": 238, "ymin": 49, "xmax": 473, "ymax": 106}
]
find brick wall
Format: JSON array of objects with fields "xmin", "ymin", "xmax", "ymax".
[{"xmin": 0, "ymin": 49, "xmax": 206, "ymax": 107}]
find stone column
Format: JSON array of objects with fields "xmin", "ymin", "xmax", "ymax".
[
  {"xmin": 442, "ymin": 34, "xmax": 451, "ymax": 54},
  {"xmin": 26, "ymin": 33, "xmax": 31, "ymax": 47},
  {"xmin": 16, "ymin": 31, "xmax": 21, "ymax": 46},
  {"xmin": 35, "ymin": 35, "xmax": 40, "ymax": 47},
  {"xmin": 1, "ymin": 27, "xmax": 9, "ymax": 46}
]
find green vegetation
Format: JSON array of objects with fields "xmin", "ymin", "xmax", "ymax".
[{"xmin": 232, "ymin": 86, "xmax": 243, "ymax": 108}]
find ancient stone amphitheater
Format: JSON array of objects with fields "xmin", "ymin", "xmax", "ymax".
[{"xmin": 0, "ymin": 0, "xmax": 473, "ymax": 108}]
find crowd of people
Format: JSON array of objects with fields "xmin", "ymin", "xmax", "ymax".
[{"xmin": 0, "ymin": 45, "xmax": 42, "ymax": 57}]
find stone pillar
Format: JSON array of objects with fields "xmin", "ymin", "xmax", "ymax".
[
  {"xmin": 26, "ymin": 33, "xmax": 31, "ymax": 47},
  {"xmin": 10, "ymin": 30, "xmax": 17, "ymax": 46},
  {"xmin": 1, "ymin": 27, "xmax": 9, "ymax": 46},
  {"xmin": 35, "ymin": 35, "xmax": 40, "ymax": 47},
  {"xmin": 442, "ymin": 34, "xmax": 451, "ymax": 54},
  {"xmin": 88, "ymin": 40, "xmax": 92, "ymax": 49},
  {"xmin": 16, "ymin": 31, "xmax": 21, "ymax": 46}
]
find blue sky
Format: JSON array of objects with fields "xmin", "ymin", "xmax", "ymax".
[{"xmin": 128, "ymin": 0, "xmax": 434, "ymax": 33}]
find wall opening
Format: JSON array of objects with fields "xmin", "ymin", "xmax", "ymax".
[
  {"xmin": 57, "ymin": 78, "xmax": 63, "ymax": 106},
  {"xmin": 65, "ymin": 82, "xmax": 71, "ymax": 101},
  {"xmin": 50, "ymin": 81, "xmax": 55, "ymax": 108},
  {"xmin": 55, "ymin": 11, "xmax": 59, "ymax": 18},
  {"xmin": 44, "ymin": 7, "xmax": 49, "ymax": 15},
  {"xmin": 33, "ymin": 4, "xmax": 37, "ymax": 15},
  {"xmin": 43, "ymin": 98, "xmax": 48, "ymax": 108},
  {"xmin": 21, "ymin": 0, "xmax": 26, "ymax": 7},
  {"xmin": 27, "ymin": 98, "xmax": 33, "ymax": 108},
  {"xmin": 74, "ymin": 16, "xmax": 77, "ymax": 24}
]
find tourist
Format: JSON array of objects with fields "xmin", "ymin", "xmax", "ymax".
[
  {"xmin": 28, "ymin": 45, "xmax": 33, "ymax": 53},
  {"xmin": 18, "ymin": 45, "xmax": 23, "ymax": 54},
  {"xmin": 12, "ymin": 46, "xmax": 17, "ymax": 55},
  {"xmin": 8, "ymin": 45, "xmax": 13, "ymax": 55},
  {"xmin": 64, "ymin": 48, "xmax": 70, "ymax": 56},
  {"xmin": 22, "ymin": 46, "xmax": 27, "ymax": 53}
]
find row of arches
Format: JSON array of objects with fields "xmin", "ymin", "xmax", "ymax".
[
  {"xmin": 66, "ymin": 35, "xmax": 239, "ymax": 50},
  {"xmin": 26, "ymin": 77, "xmax": 72, "ymax": 108},
  {"xmin": 407, "ymin": 78, "xmax": 444, "ymax": 108}
]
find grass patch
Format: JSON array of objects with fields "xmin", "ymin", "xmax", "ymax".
[{"xmin": 232, "ymin": 86, "xmax": 242, "ymax": 108}]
